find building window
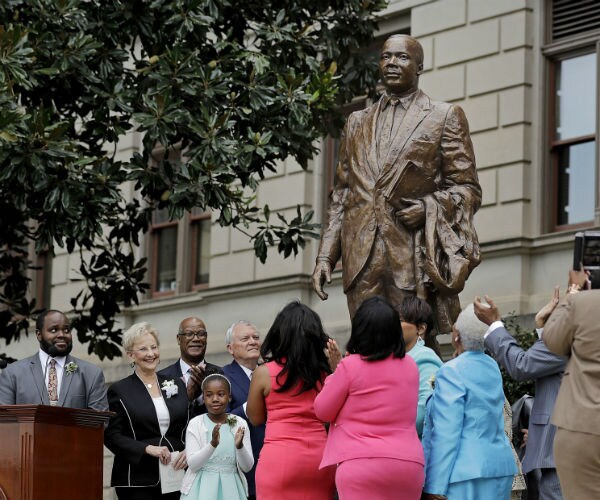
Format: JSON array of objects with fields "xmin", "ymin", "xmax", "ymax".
[
  {"xmin": 546, "ymin": 0, "xmax": 600, "ymax": 230},
  {"xmin": 149, "ymin": 207, "xmax": 211, "ymax": 297},
  {"xmin": 190, "ymin": 208, "xmax": 211, "ymax": 288},
  {"xmin": 552, "ymin": 52, "xmax": 596, "ymax": 227},
  {"xmin": 150, "ymin": 208, "xmax": 178, "ymax": 295}
]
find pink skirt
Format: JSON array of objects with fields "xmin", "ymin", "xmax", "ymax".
[{"xmin": 335, "ymin": 457, "xmax": 424, "ymax": 500}]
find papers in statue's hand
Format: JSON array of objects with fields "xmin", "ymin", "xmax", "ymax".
[{"xmin": 159, "ymin": 451, "xmax": 185, "ymax": 494}]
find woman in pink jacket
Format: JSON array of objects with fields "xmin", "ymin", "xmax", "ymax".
[{"xmin": 314, "ymin": 296, "xmax": 424, "ymax": 500}]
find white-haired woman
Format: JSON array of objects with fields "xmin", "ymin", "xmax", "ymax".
[
  {"xmin": 105, "ymin": 322, "xmax": 189, "ymax": 500},
  {"xmin": 421, "ymin": 305, "xmax": 517, "ymax": 500}
]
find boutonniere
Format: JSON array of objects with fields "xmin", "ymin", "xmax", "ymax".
[
  {"xmin": 226, "ymin": 415, "xmax": 237, "ymax": 428},
  {"xmin": 428, "ymin": 374, "xmax": 436, "ymax": 390},
  {"xmin": 65, "ymin": 362, "xmax": 78, "ymax": 374},
  {"xmin": 161, "ymin": 379, "xmax": 178, "ymax": 398}
]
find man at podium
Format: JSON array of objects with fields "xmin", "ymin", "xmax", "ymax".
[{"xmin": 0, "ymin": 309, "xmax": 108, "ymax": 411}]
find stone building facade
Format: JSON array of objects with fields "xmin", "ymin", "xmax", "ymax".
[{"xmin": 2, "ymin": 1, "xmax": 599, "ymax": 498}]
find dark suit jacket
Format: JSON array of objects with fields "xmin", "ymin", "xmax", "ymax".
[
  {"xmin": 485, "ymin": 327, "xmax": 567, "ymax": 472},
  {"xmin": 104, "ymin": 373, "xmax": 189, "ymax": 487},
  {"xmin": 317, "ymin": 89, "xmax": 481, "ymax": 332},
  {"xmin": 157, "ymin": 359, "xmax": 222, "ymax": 417},
  {"xmin": 223, "ymin": 360, "xmax": 265, "ymax": 497},
  {"xmin": 0, "ymin": 353, "xmax": 108, "ymax": 411}
]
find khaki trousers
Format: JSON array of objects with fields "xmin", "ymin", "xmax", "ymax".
[{"xmin": 554, "ymin": 427, "xmax": 600, "ymax": 500}]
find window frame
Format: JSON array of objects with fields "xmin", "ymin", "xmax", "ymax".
[
  {"xmin": 149, "ymin": 211, "xmax": 179, "ymax": 298},
  {"xmin": 148, "ymin": 209, "xmax": 212, "ymax": 298},
  {"xmin": 543, "ymin": 10, "xmax": 600, "ymax": 232},
  {"xmin": 189, "ymin": 210, "xmax": 211, "ymax": 291}
]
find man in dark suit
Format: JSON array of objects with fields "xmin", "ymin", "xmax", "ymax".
[
  {"xmin": 474, "ymin": 292, "xmax": 567, "ymax": 500},
  {"xmin": 543, "ymin": 268, "xmax": 600, "ymax": 500},
  {"xmin": 157, "ymin": 316, "xmax": 222, "ymax": 415},
  {"xmin": 0, "ymin": 309, "xmax": 108, "ymax": 411},
  {"xmin": 223, "ymin": 320, "xmax": 265, "ymax": 500},
  {"xmin": 312, "ymin": 34, "xmax": 481, "ymax": 344}
]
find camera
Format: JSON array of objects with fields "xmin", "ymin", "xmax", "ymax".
[{"xmin": 573, "ymin": 231, "xmax": 600, "ymax": 289}]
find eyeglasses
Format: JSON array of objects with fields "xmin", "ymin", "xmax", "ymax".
[{"xmin": 178, "ymin": 330, "xmax": 208, "ymax": 340}]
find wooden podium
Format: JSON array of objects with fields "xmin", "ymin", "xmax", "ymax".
[{"xmin": 0, "ymin": 405, "xmax": 112, "ymax": 500}]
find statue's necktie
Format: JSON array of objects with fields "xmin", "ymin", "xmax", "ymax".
[
  {"xmin": 48, "ymin": 358, "xmax": 58, "ymax": 404},
  {"xmin": 380, "ymin": 98, "xmax": 401, "ymax": 164}
]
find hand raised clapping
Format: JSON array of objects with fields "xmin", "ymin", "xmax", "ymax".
[
  {"xmin": 210, "ymin": 423, "xmax": 221, "ymax": 448},
  {"xmin": 235, "ymin": 426, "xmax": 245, "ymax": 449},
  {"xmin": 326, "ymin": 338, "xmax": 342, "ymax": 372}
]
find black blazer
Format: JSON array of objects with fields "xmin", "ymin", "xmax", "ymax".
[
  {"xmin": 158, "ymin": 359, "xmax": 223, "ymax": 417},
  {"xmin": 104, "ymin": 372, "xmax": 189, "ymax": 487},
  {"xmin": 223, "ymin": 360, "xmax": 265, "ymax": 497}
]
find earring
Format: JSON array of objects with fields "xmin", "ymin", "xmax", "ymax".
[
  {"xmin": 416, "ymin": 335, "xmax": 425, "ymax": 347},
  {"xmin": 130, "ymin": 361, "xmax": 135, "ymax": 369}
]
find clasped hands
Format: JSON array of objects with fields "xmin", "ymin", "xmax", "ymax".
[{"xmin": 145, "ymin": 445, "xmax": 187, "ymax": 469}]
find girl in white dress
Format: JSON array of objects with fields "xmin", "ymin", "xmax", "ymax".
[{"xmin": 180, "ymin": 374, "xmax": 253, "ymax": 500}]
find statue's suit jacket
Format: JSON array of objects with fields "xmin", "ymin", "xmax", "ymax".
[
  {"xmin": 318, "ymin": 90, "xmax": 481, "ymax": 331},
  {"xmin": 485, "ymin": 327, "xmax": 567, "ymax": 472},
  {"xmin": 543, "ymin": 290, "xmax": 600, "ymax": 437},
  {"xmin": 223, "ymin": 360, "xmax": 265, "ymax": 498},
  {"xmin": 104, "ymin": 373, "xmax": 189, "ymax": 488},
  {"xmin": 0, "ymin": 353, "xmax": 108, "ymax": 411},
  {"xmin": 157, "ymin": 358, "xmax": 222, "ymax": 417},
  {"xmin": 422, "ymin": 351, "xmax": 516, "ymax": 496}
]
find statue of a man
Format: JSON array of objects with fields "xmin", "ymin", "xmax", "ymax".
[{"xmin": 312, "ymin": 34, "xmax": 481, "ymax": 346}]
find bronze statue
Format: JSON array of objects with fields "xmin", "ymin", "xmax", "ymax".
[{"xmin": 312, "ymin": 34, "xmax": 481, "ymax": 347}]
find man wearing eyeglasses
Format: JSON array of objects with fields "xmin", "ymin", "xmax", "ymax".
[{"xmin": 158, "ymin": 316, "xmax": 223, "ymax": 416}]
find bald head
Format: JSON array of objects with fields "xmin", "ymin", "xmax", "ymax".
[{"xmin": 177, "ymin": 316, "xmax": 208, "ymax": 365}]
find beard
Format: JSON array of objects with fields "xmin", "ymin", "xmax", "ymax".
[{"xmin": 40, "ymin": 337, "xmax": 73, "ymax": 357}]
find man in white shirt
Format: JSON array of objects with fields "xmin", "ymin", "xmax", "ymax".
[
  {"xmin": 0, "ymin": 309, "xmax": 108, "ymax": 410},
  {"xmin": 158, "ymin": 316, "xmax": 222, "ymax": 416}
]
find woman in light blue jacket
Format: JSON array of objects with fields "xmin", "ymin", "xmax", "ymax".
[
  {"xmin": 396, "ymin": 296, "xmax": 443, "ymax": 439},
  {"xmin": 421, "ymin": 304, "xmax": 516, "ymax": 500}
]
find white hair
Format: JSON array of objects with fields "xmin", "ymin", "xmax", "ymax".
[
  {"xmin": 454, "ymin": 304, "xmax": 487, "ymax": 352},
  {"xmin": 122, "ymin": 322, "xmax": 159, "ymax": 352},
  {"xmin": 225, "ymin": 320, "xmax": 258, "ymax": 344}
]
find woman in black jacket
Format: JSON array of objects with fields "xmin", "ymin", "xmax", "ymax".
[{"xmin": 105, "ymin": 322, "xmax": 189, "ymax": 500}]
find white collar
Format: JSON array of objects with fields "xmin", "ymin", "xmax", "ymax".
[
  {"xmin": 179, "ymin": 358, "xmax": 205, "ymax": 374},
  {"xmin": 237, "ymin": 361, "xmax": 253, "ymax": 379},
  {"xmin": 38, "ymin": 349, "xmax": 67, "ymax": 370}
]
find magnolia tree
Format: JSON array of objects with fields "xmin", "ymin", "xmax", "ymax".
[{"xmin": 0, "ymin": 0, "xmax": 385, "ymax": 359}]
